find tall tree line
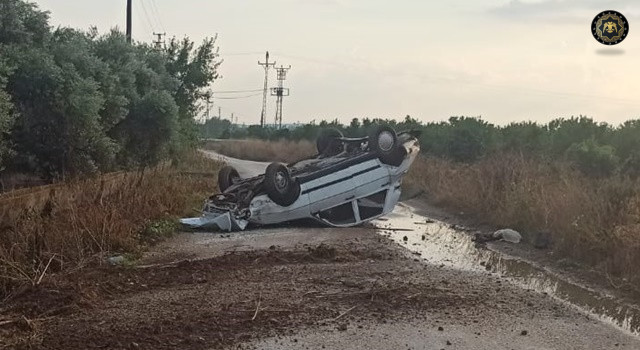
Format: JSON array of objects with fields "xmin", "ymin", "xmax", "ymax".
[
  {"xmin": 207, "ymin": 115, "xmax": 640, "ymax": 178},
  {"xmin": 0, "ymin": 0, "xmax": 221, "ymax": 179}
]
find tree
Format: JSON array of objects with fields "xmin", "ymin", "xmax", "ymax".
[
  {"xmin": 547, "ymin": 116, "xmax": 611, "ymax": 156},
  {"xmin": 0, "ymin": 60, "xmax": 14, "ymax": 169},
  {"xmin": 566, "ymin": 138, "xmax": 619, "ymax": 177},
  {"xmin": 119, "ymin": 90, "xmax": 179, "ymax": 165},
  {"xmin": 200, "ymin": 117, "xmax": 231, "ymax": 139},
  {"xmin": 0, "ymin": 1, "xmax": 222, "ymax": 178},
  {"xmin": 611, "ymin": 119, "xmax": 640, "ymax": 176},
  {"xmin": 7, "ymin": 28, "xmax": 118, "ymax": 177},
  {"xmin": 165, "ymin": 36, "xmax": 222, "ymax": 147},
  {"xmin": 0, "ymin": 0, "xmax": 50, "ymax": 46},
  {"xmin": 445, "ymin": 116, "xmax": 496, "ymax": 162},
  {"xmin": 500, "ymin": 121, "xmax": 547, "ymax": 154}
]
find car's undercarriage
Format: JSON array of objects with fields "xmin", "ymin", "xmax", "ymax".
[{"xmin": 182, "ymin": 126, "xmax": 420, "ymax": 231}]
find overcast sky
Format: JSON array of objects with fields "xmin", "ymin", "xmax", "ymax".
[{"xmin": 34, "ymin": 0, "xmax": 640, "ymax": 126}]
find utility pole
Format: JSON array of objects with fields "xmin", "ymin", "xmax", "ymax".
[
  {"xmin": 218, "ymin": 106, "xmax": 221, "ymax": 119},
  {"xmin": 126, "ymin": 0, "xmax": 132, "ymax": 43},
  {"xmin": 258, "ymin": 51, "xmax": 276, "ymax": 128},
  {"xmin": 271, "ymin": 65, "xmax": 291, "ymax": 129},
  {"xmin": 153, "ymin": 32, "xmax": 166, "ymax": 49},
  {"xmin": 203, "ymin": 90, "xmax": 212, "ymax": 121}
]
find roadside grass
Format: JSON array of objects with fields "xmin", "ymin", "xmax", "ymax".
[
  {"xmin": 0, "ymin": 151, "xmax": 220, "ymax": 297},
  {"xmin": 202, "ymin": 139, "xmax": 316, "ymax": 163},
  {"xmin": 406, "ymin": 154, "xmax": 640, "ymax": 287}
]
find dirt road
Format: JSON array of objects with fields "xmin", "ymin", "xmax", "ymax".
[{"xmin": 3, "ymin": 152, "xmax": 639, "ymax": 349}]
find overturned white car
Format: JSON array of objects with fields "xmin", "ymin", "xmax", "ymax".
[{"xmin": 181, "ymin": 125, "xmax": 421, "ymax": 231}]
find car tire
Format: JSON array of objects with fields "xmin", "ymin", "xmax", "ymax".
[
  {"xmin": 218, "ymin": 165, "xmax": 241, "ymax": 192},
  {"xmin": 369, "ymin": 125, "xmax": 405, "ymax": 166},
  {"xmin": 264, "ymin": 162, "xmax": 301, "ymax": 207},
  {"xmin": 316, "ymin": 128, "xmax": 344, "ymax": 156}
]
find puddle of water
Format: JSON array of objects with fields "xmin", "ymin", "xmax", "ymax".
[{"xmin": 375, "ymin": 204, "xmax": 640, "ymax": 337}]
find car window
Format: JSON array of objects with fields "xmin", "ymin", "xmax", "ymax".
[
  {"xmin": 357, "ymin": 190, "xmax": 386, "ymax": 220},
  {"xmin": 318, "ymin": 202, "xmax": 356, "ymax": 225}
]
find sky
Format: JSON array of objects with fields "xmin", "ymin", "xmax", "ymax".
[{"xmin": 33, "ymin": 0, "xmax": 640, "ymax": 126}]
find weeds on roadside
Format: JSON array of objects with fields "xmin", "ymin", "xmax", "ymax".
[
  {"xmin": 406, "ymin": 154, "xmax": 640, "ymax": 287},
  {"xmin": 0, "ymin": 151, "xmax": 220, "ymax": 297},
  {"xmin": 202, "ymin": 139, "xmax": 316, "ymax": 163}
]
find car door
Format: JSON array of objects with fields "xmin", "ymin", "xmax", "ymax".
[
  {"xmin": 306, "ymin": 162, "xmax": 356, "ymax": 215},
  {"xmin": 351, "ymin": 158, "xmax": 392, "ymax": 200}
]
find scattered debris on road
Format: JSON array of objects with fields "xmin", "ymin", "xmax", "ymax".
[{"xmin": 474, "ymin": 228, "xmax": 522, "ymax": 244}]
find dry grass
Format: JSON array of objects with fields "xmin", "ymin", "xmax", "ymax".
[
  {"xmin": 0, "ymin": 173, "xmax": 47, "ymax": 193},
  {"xmin": 0, "ymin": 151, "xmax": 220, "ymax": 297},
  {"xmin": 202, "ymin": 139, "xmax": 316, "ymax": 163},
  {"xmin": 406, "ymin": 154, "xmax": 640, "ymax": 286}
]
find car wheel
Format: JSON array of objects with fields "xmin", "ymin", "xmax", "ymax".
[
  {"xmin": 316, "ymin": 128, "xmax": 344, "ymax": 156},
  {"xmin": 369, "ymin": 125, "xmax": 405, "ymax": 166},
  {"xmin": 218, "ymin": 165, "xmax": 241, "ymax": 192},
  {"xmin": 264, "ymin": 162, "xmax": 301, "ymax": 206}
]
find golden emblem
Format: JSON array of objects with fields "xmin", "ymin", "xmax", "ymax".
[
  {"xmin": 592, "ymin": 11, "xmax": 628, "ymax": 45},
  {"xmin": 603, "ymin": 21, "xmax": 617, "ymax": 34}
]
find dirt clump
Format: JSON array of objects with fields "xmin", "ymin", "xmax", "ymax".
[{"xmin": 307, "ymin": 243, "xmax": 337, "ymax": 260}]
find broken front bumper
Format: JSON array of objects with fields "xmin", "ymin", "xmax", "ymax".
[
  {"xmin": 180, "ymin": 210, "xmax": 249, "ymax": 232},
  {"xmin": 179, "ymin": 200, "xmax": 250, "ymax": 232}
]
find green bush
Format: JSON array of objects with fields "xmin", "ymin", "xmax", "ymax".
[
  {"xmin": 566, "ymin": 138, "xmax": 619, "ymax": 177},
  {"xmin": 548, "ymin": 116, "xmax": 612, "ymax": 156}
]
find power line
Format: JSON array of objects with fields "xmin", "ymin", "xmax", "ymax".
[
  {"xmin": 133, "ymin": 0, "xmax": 154, "ymax": 41},
  {"xmin": 213, "ymin": 104, "xmax": 246, "ymax": 124},
  {"xmin": 220, "ymin": 51, "xmax": 265, "ymax": 57},
  {"xmin": 212, "ymin": 89, "xmax": 264, "ymax": 94},
  {"xmin": 138, "ymin": 0, "xmax": 156, "ymax": 33},
  {"xmin": 214, "ymin": 93, "xmax": 263, "ymax": 100},
  {"xmin": 148, "ymin": 0, "xmax": 166, "ymax": 32},
  {"xmin": 139, "ymin": 0, "xmax": 155, "ymax": 30}
]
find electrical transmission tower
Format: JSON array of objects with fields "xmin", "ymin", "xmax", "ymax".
[
  {"xmin": 202, "ymin": 90, "xmax": 212, "ymax": 122},
  {"xmin": 153, "ymin": 32, "xmax": 166, "ymax": 49},
  {"xmin": 271, "ymin": 65, "xmax": 291, "ymax": 129},
  {"xmin": 258, "ymin": 52, "xmax": 276, "ymax": 128}
]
